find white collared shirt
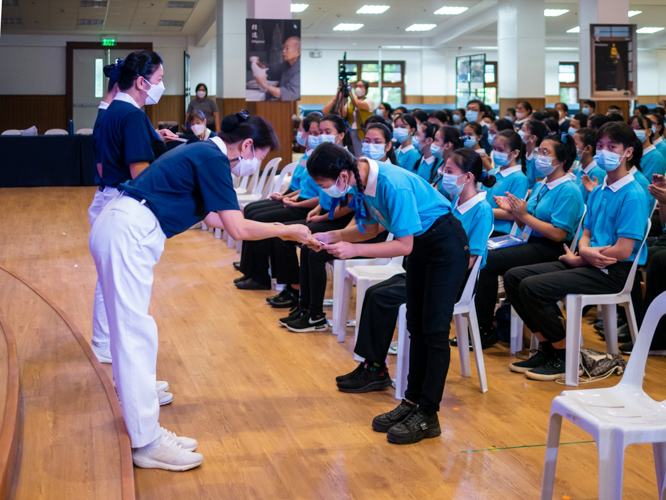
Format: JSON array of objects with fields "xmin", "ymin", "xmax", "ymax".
[
  {"xmin": 581, "ymin": 159, "xmax": 598, "ymax": 175},
  {"xmin": 526, "ymin": 150, "xmax": 535, "ymax": 161},
  {"xmin": 113, "ymin": 92, "xmax": 141, "ymax": 109},
  {"xmin": 397, "ymin": 144, "xmax": 415, "ymax": 154},
  {"xmin": 644, "ymin": 144, "xmax": 656, "ymax": 155},
  {"xmin": 654, "ymin": 137, "xmax": 664, "ymax": 146},
  {"xmin": 543, "ymin": 173, "xmax": 572, "ymax": 190},
  {"xmin": 421, "ymin": 155, "xmax": 435, "ymax": 165},
  {"xmin": 454, "ymin": 190, "xmax": 487, "ymax": 214},
  {"xmin": 558, "ymin": 118, "xmax": 566, "ymax": 125},
  {"xmin": 98, "ymin": 101, "xmax": 109, "ymax": 110},
  {"xmin": 602, "ymin": 172, "xmax": 634, "ymax": 193},
  {"xmin": 364, "ymin": 158, "xmax": 380, "ymax": 197},
  {"xmin": 496, "ymin": 165, "xmax": 522, "ymax": 178},
  {"xmin": 209, "ymin": 136, "xmax": 228, "ymax": 155}
]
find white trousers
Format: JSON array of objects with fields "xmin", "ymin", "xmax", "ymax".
[
  {"xmin": 89, "ymin": 194, "xmax": 166, "ymax": 448},
  {"xmin": 88, "ymin": 186, "xmax": 118, "ymax": 348}
]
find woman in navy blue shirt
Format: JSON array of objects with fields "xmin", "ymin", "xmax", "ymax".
[{"xmin": 89, "ymin": 112, "xmax": 316, "ymax": 471}]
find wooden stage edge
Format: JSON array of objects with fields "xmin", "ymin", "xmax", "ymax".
[
  {"xmin": 0, "ymin": 308, "xmax": 19, "ymax": 500},
  {"xmin": 0, "ymin": 267, "xmax": 136, "ymax": 500}
]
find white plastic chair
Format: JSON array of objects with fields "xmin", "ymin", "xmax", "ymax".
[
  {"xmin": 1, "ymin": 129, "xmax": 21, "ymax": 136},
  {"xmin": 395, "ymin": 225, "xmax": 494, "ymax": 397},
  {"xmin": 76, "ymin": 128, "xmax": 93, "ymax": 135},
  {"xmin": 44, "ymin": 129, "xmax": 69, "ymax": 135},
  {"xmin": 562, "ymin": 219, "xmax": 651, "ymax": 387},
  {"xmin": 269, "ymin": 161, "xmax": 298, "ymax": 196},
  {"xmin": 510, "ymin": 206, "xmax": 587, "ymax": 355},
  {"xmin": 540, "ymin": 290, "xmax": 666, "ymax": 500}
]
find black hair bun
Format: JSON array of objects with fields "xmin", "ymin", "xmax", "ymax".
[
  {"xmin": 221, "ymin": 113, "xmax": 242, "ymax": 133},
  {"xmin": 103, "ymin": 58, "xmax": 124, "ymax": 82}
]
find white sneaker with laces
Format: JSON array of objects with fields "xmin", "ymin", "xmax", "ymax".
[
  {"xmin": 156, "ymin": 380, "xmax": 169, "ymax": 392},
  {"xmin": 158, "ymin": 391, "xmax": 174, "ymax": 406},
  {"xmin": 132, "ymin": 432, "xmax": 203, "ymax": 471},
  {"xmin": 161, "ymin": 427, "xmax": 197, "ymax": 452},
  {"xmin": 91, "ymin": 343, "xmax": 112, "ymax": 364}
]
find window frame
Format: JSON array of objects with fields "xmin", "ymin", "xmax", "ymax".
[
  {"xmin": 339, "ymin": 60, "xmax": 406, "ymax": 104},
  {"xmin": 483, "ymin": 61, "xmax": 498, "ymax": 105},
  {"xmin": 558, "ymin": 61, "xmax": 579, "ymax": 106}
]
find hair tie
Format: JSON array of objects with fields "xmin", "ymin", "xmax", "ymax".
[
  {"xmin": 561, "ymin": 132, "xmax": 568, "ymax": 144},
  {"xmin": 116, "ymin": 58, "xmax": 125, "ymax": 68},
  {"xmin": 236, "ymin": 110, "xmax": 249, "ymax": 120},
  {"xmin": 480, "ymin": 170, "xmax": 487, "ymax": 181}
]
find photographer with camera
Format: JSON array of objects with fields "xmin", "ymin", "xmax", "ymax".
[{"xmin": 322, "ymin": 79, "xmax": 375, "ymax": 156}]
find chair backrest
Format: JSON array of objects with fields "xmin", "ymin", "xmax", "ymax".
[
  {"xmin": 459, "ymin": 224, "xmax": 494, "ymax": 305},
  {"xmin": 76, "ymin": 128, "xmax": 93, "ymax": 135},
  {"xmin": 620, "ymin": 290, "xmax": 666, "ymax": 388},
  {"xmin": 270, "ymin": 162, "xmax": 298, "ymax": 195},
  {"xmin": 570, "ymin": 205, "xmax": 587, "ymax": 253},
  {"xmin": 244, "ymin": 161, "xmax": 264, "ymax": 194},
  {"xmin": 44, "ymin": 129, "xmax": 69, "ymax": 135},
  {"xmin": 620, "ymin": 218, "xmax": 651, "ymax": 295},
  {"xmin": 252, "ymin": 157, "xmax": 281, "ymax": 196},
  {"xmin": 1, "ymin": 129, "xmax": 21, "ymax": 136}
]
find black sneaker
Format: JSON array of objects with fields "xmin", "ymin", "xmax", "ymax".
[
  {"xmin": 620, "ymin": 340, "xmax": 666, "ymax": 356},
  {"xmin": 525, "ymin": 355, "xmax": 582, "ymax": 381},
  {"xmin": 620, "ymin": 341, "xmax": 633, "ymax": 354},
  {"xmin": 266, "ymin": 289, "xmax": 288, "ymax": 303},
  {"xmin": 286, "ymin": 313, "xmax": 328, "ymax": 333},
  {"xmin": 278, "ymin": 307, "xmax": 306, "ymax": 327},
  {"xmin": 449, "ymin": 336, "xmax": 472, "ymax": 351},
  {"xmin": 269, "ymin": 289, "xmax": 299, "ymax": 309},
  {"xmin": 509, "ymin": 349, "xmax": 553, "ymax": 374},
  {"xmin": 372, "ymin": 400, "xmax": 416, "ymax": 433},
  {"xmin": 335, "ymin": 362, "xmax": 364, "ymax": 383},
  {"xmin": 233, "ymin": 261, "xmax": 241, "ymax": 271},
  {"xmin": 337, "ymin": 363, "xmax": 392, "ymax": 393},
  {"xmin": 386, "ymin": 409, "xmax": 441, "ymax": 445},
  {"xmin": 480, "ymin": 329, "xmax": 499, "ymax": 349}
]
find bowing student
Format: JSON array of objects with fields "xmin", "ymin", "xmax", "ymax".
[
  {"xmin": 463, "ymin": 121, "xmax": 492, "ymax": 171},
  {"xmin": 311, "ymin": 143, "xmax": 469, "ymax": 445},
  {"xmin": 476, "ymin": 133, "xmax": 584, "ymax": 343},
  {"xmin": 412, "ymin": 122, "xmax": 442, "ymax": 182},
  {"xmin": 520, "ymin": 119, "xmax": 547, "ymax": 190},
  {"xmin": 393, "ymin": 113, "xmax": 421, "ymax": 172},
  {"xmin": 503, "ymin": 122, "xmax": 650, "ymax": 381},
  {"xmin": 90, "ymin": 111, "xmax": 316, "ymax": 471},
  {"xmin": 572, "ymin": 127, "xmax": 606, "ymax": 203},
  {"xmin": 482, "ymin": 130, "xmax": 529, "ymax": 235},
  {"xmin": 629, "ymin": 114, "xmax": 666, "ymax": 179},
  {"xmin": 647, "ymin": 112, "xmax": 666, "ymax": 157}
]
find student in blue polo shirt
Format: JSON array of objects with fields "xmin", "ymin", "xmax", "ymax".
[
  {"xmin": 481, "ymin": 129, "xmax": 529, "ymax": 235},
  {"xmin": 572, "ymin": 127, "xmax": 606, "ymax": 203},
  {"xmin": 90, "ymin": 112, "xmax": 316, "ymax": 472},
  {"xmin": 431, "ymin": 126, "xmax": 464, "ymax": 199},
  {"xmin": 335, "ymin": 148, "xmax": 495, "ymax": 393},
  {"xmin": 310, "ymin": 143, "xmax": 469, "ymax": 445},
  {"xmin": 393, "ymin": 113, "xmax": 421, "ymax": 172},
  {"xmin": 629, "ymin": 114, "xmax": 666, "ymax": 179},
  {"xmin": 412, "ymin": 122, "xmax": 442, "ymax": 182},
  {"xmin": 503, "ymin": 121, "xmax": 650, "ymax": 381},
  {"xmin": 519, "ymin": 119, "xmax": 547, "ymax": 190},
  {"xmin": 647, "ymin": 112, "xmax": 666, "ymax": 157},
  {"xmin": 476, "ymin": 133, "xmax": 584, "ymax": 344}
]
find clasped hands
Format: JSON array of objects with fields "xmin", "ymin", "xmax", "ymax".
[{"xmin": 493, "ymin": 192, "xmax": 528, "ymax": 217}]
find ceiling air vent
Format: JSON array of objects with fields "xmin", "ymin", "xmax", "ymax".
[
  {"xmin": 80, "ymin": 1, "xmax": 108, "ymax": 7},
  {"xmin": 2, "ymin": 0, "xmax": 19, "ymax": 7},
  {"xmin": 158, "ymin": 20, "xmax": 185, "ymax": 26},
  {"xmin": 78, "ymin": 18, "xmax": 104, "ymax": 25},
  {"xmin": 1, "ymin": 17, "xmax": 22, "ymax": 24},
  {"xmin": 167, "ymin": 1, "xmax": 195, "ymax": 8}
]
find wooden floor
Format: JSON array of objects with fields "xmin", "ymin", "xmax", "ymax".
[{"xmin": 2, "ymin": 186, "xmax": 666, "ymax": 499}]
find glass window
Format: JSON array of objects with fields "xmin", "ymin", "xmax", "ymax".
[
  {"xmin": 95, "ymin": 58, "xmax": 104, "ymax": 98},
  {"xmin": 559, "ymin": 64, "xmax": 576, "ymax": 83},
  {"xmin": 344, "ymin": 63, "xmax": 358, "ymax": 82},
  {"xmin": 484, "ymin": 88, "xmax": 497, "ymax": 105},
  {"xmin": 367, "ymin": 87, "xmax": 381, "ymax": 104},
  {"xmin": 361, "ymin": 63, "xmax": 380, "ymax": 83},
  {"xmin": 383, "ymin": 63, "xmax": 402, "ymax": 83},
  {"xmin": 559, "ymin": 87, "xmax": 578, "ymax": 104},
  {"xmin": 484, "ymin": 63, "xmax": 495, "ymax": 84},
  {"xmin": 383, "ymin": 87, "xmax": 403, "ymax": 107}
]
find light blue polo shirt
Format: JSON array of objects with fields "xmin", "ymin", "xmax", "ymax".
[
  {"xmin": 289, "ymin": 152, "xmax": 310, "ymax": 191},
  {"xmin": 572, "ymin": 160, "xmax": 607, "ymax": 204},
  {"xmin": 290, "ymin": 150, "xmax": 321, "ymax": 200},
  {"xmin": 481, "ymin": 165, "xmax": 529, "ymax": 234},
  {"xmin": 396, "ymin": 144, "xmax": 421, "ymax": 172},
  {"xmin": 654, "ymin": 138, "xmax": 666, "ymax": 157},
  {"xmin": 362, "ymin": 159, "xmax": 452, "ymax": 238},
  {"xmin": 452, "ymin": 191, "xmax": 494, "ymax": 268},
  {"xmin": 585, "ymin": 174, "xmax": 649, "ymax": 265},
  {"xmin": 641, "ymin": 146, "xmax": 666, "ymax": 180},
  {"xmin": 415, "ymin": 155, "xmax": 443, "ymax": 183},
  {"xmin": 630, "ymin": 167, "xmax": 656, "ymax": 215},
  {"xmin": 526, "ymin": 151, "xmax": 538, "ymax": 189},
  {"xmin": 527, "ymin": 176, "xmax": 584, "ymax": 241}
]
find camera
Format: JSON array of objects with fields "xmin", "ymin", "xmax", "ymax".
[{"xmin": 338, "ymin": 52, "xmax": 356, "ymax": 99}]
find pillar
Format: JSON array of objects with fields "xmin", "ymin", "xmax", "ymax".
[{"xmin": 497, "ymin": 0, "xmax": 546, "ymax": 116}]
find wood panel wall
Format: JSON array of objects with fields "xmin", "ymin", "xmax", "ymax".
[
  {"xmin": 146, "ymin": 95, "xmax": 185, "ymax": 131},
  {"xmin": 246, "ymin": 101, "xmax": 293, "ymax": 169},
  {"xmin": 0, "ymin": 95, "xmax": 67, "ymax": 134},
  {"xmin": 498, "ymin": 98, "xmax": 546, "ymax": 118}
]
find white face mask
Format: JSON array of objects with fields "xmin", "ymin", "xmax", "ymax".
[
  {"xmin": 354, "ymin": 86, "xmax": 366, "ymax": 98},
  {"xmin": 197, "ymin": 90, "xmax": 206, "ymax": 99},
  {"xmin": 516, "ymin": 111, "xmax": 526, "ymax": 120},
  {"xmin": 191, "ymin": 123, "xmax": 206, "ymax": 136},
  {"xmin": 142, "ymin": 79, "xmax": 165, "ymax": 105},
  {"xmin": 231, "ymin": 144, "xmax": 260, "ymax": 177}
]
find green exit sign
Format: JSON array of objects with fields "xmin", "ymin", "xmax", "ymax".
[{"xmin": 102, "ymin": 38, "xmax": 116, "ymax": 46}]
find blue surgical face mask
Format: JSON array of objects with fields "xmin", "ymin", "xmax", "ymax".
[
  {"xmin": 440, "ymin": 173, "xmax": 466, "ymax": 196},
  {"xmin": 635, "ymin": 130, "xmax": 646, "ymax": 142},
  {"xmin": 393, "ymin": 128, "xmax": 409, "ymax": 143},
  {"xmin": 296, "ymin": 131, "xmax": 307, "ymax": 147},
  {"xmin": 594, "ymin": 149, "xmax": 625, "ymax": 172},
  {"xmin": 488, "ymin": 133, "xmax": 496, "ymax": 146},
  {"xmin": 463, "ymin": 136, "xmax": 477, "ymax": 148},
  {"xmin": 453, "ymin": 114, "xmax": 461, "ymax": 124},
  {"xmin": 582, "ymin": 107, "xmax": 591, "ymax": 115},
  {"xmin": 466, "ymin": 110, "xmax": 478, "ymax": 122},
  {"xmin": 504, "ymin": 115, "xmax": 513, "ymax": 122},
  {"xmin": 575, "ymin": 148, "xmax": 583, "ymax": 163},
  {"xmin": 518, "ymin": 130, "xmax": 528, "ymax": 143},
  {"xmin": 322, "ymin": 175, "xmax": 352, "ymax": 198},
  {"xmin": 493, "ymin": 151, "xmax": 511, "ymax": 167},
  {"xmin": 412, "ymin": 135, "xmax": 423, "ymax": 152},
  {"xmin": 376, "ymin": 108, "xmax": 384, "ymax": 116},
  {"xmin": 652, "ymin": 126, "xmax": 657, "ymax": 135},
  {"xmin": 568, "ymin": 127, "xmax": 578, "ymax": 135},
  {"xmin": 362, "ymin": 142, "xmax": 387, "ymax": 160},
  {"xmin": 308, "ymin": 135, "xmax": 321, "ymax": 149},
  {"xmin": 535, "ymin": 154, "xmax": 558, "ymax": 176},
  {"xmin": 430, "ymin": 144, "xmax": 443, "ymax": 158}
]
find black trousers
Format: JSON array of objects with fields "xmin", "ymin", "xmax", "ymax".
[
  {"xmin": 271, "ymin": 212, "xmax": 356, "ymax": 286},
  {"xmin": 476, "ymin": 237, "xmax": 566, "ymax": 331},
  {"xmin": 239, "ymin": 200, "xmax": 310, "ymax": 285},
  {"xmin": 243, "ymin": 194, "xmax": 293, "ymax": 221},
  {"xmin": 403, "ymin": 214, "xmax": 469, "ymax": 414},
  {"xmin": 638, "ymin": 249, "xmax": 666, "ymax": 348},
  {"xmin": 297, "ymin": 231, "xmax": 388, "ymax": 314},
  {"xmin": 504, "ymin": 260, "xmax": 632, "ymax": 344}
]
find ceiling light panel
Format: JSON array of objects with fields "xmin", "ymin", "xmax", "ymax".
[
  {"xmin": 290, "ymin": 3, "xmax": 308, "ymax": 13},
  {"xmin": 357, "ymin": 5, "xmax": 390, "ymax": 14},
  {"xmin": 544, "ymin": 9, "xmax": 569, "ymax": 17},
  {"xmin": 405, "ymin": 23, "xmax": 437, "ymax": 31},
  {"xmin": 168, "ymin": 1, "xmax": 195, "ymax": 7},
  {"xmin": 434, "ymin": 6, "xmax": 468, "ymax": 15},
  {"xmin": 636, "ymin": 27, "xmax": 665, "ymax": 34},
  {"xmin": 628, "ymin": 11, "xmax": 641, "ymax": 17},
  {"xmin": 333, "ymin": 23, "xmax": 363, "ymax": 31},
  {"xmin": 158, "ymin": 19, "xmax": 185, "ymax": 26},
  {"xmin": 78, "ymin": 18, "xmax": 104, "ymax": 25}
]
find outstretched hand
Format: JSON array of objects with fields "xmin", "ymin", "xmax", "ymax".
[
  {"xmin": 283, "ymin": 224, "xmax": 318, "ymax": 246},
  {"xmin": 581, "ymin": 174, "xmax": 599, "ymax": 193},
  {"xmin": 322, "ymin": 242, "xmax": 358, "ymax": 260}
]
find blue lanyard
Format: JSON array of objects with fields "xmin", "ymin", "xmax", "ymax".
[{"xmin": 328, "ymin": 194, "xmax": 367, "ymax": 233}]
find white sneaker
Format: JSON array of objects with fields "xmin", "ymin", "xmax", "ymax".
[
  {"xmin": 91, "ymin": 343, "xmax": 112, "ymax": 364},
  {"xmin": 162, "ymin": 427, "xmax": 197, "ymax": 452},
  {"xmin": 156, "ymin": 380, "xmax": 169, "ymax": 392},
  {"xmin": 158, "ymin": 391, "xmax": 174, "ymax": 406},
  {"xmin": 132, "ymin": 432, "xmax": 203, "ymax": 471}
]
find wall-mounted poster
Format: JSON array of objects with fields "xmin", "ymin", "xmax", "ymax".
[
  {"xmin": 590, "ymin": 24, "xmax": 637, "ymax": 100},
  {"xmin": 246, "ymin": 19, "xmax": 301, "ymax": 102}
]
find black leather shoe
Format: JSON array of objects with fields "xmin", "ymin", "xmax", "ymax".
[
  {"xmin": 233, "ymin": 275, "xmax": 251, "ymax": 284},
  {"xmin": 372, "ymin": 400, "xmax": 416, "ymax": 433},
  {"xmin": 386, "ymin": 409, "xmax": 441, "ymax": 445},
  {"xmin": 235, "ymin": 278, "xmax": 271, "ymax": 290},
  {"xmin": 233, "ymin": 261, "xmax": 241, "ymax": 271}
]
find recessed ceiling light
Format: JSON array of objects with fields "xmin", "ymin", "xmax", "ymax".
[
  {"xmin": 544, "ymin": 9, "xmax": 569, "ymax": 17},
  {"xmin": 291, "ymin": 3, "xmax": 308, "ymax": 13},
  {"xmin": 1, "ymin": 17, "xmax": 21, "ymax": 24},
  {"xmin": 333, "ymin": 23, "xmax": 364, "ymax": 31},
  {"xmin": 167, "ymin": 1, "xmax": 195, "ymax": 7},
  {"xmin": 628, "ymin": 10, "xmax": 642, "ymax": 17},
  {"xmin": 405, "ymin": 23, "xmax": 437, "ymax": 31},
  {"xmin": 567, "ymin": 26, "xmax": 580, "ymax": 33},
  {"xmin": 637, "ymin": 27, "xmax": 665, "ymax": 34},
  {"xmin": 434, "ymin": 6, "xmax": 468, "ymax": 15},
  {"xmin": 78, "ymin": 18, "xmax": 104, "ymax": 25},
  {"xmin": 357, "ymin": 5, "xmax": 389, "ymax": 14}
]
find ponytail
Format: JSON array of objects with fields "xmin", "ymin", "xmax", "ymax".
[
  {"xmin": 450, "ymin": 148, "xmax": 497, "ymax": 188},
  {"xmin": 219, "ymin": 110, "xmax": 280, "ymax": 151}
]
